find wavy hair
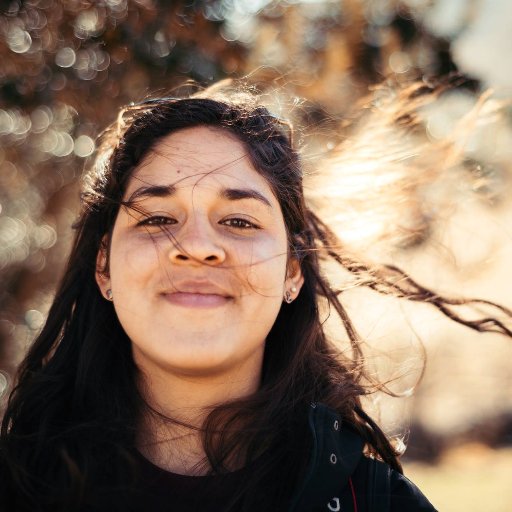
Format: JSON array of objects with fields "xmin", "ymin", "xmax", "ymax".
[{"xmin": 1, "ymin": 82, "xmax": 511, "ymax": 511}]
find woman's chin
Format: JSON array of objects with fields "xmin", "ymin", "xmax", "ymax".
[{"xmin": 133, "ymin": 343, "xmax": 261, "ymax": 378}]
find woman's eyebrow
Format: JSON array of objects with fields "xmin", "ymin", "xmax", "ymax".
[
  {"xmin": 126, "ymin": 184, "xmax": 273, "ymax": 209},
  {"xmin": 220, "ymin": 188, "xmax": 273, "ymax": 209},
  {"xmin": 127, "ymin": 184, "xmax": 176, "ymax": 202}
]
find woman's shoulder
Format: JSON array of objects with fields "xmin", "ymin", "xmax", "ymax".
[
  {"xmin": 351, "ymin": 456, "xmax": 438, "ymax": 512},
  {"xmin": 388, "ymin": 464, "xmax": 437, "ymax": 511}
]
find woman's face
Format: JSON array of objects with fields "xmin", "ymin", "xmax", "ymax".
[{"xmin": 96, "ymin": 126, "xmax": 303, "ymax": 381}]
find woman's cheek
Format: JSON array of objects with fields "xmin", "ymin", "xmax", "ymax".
[
  {"xmin": 112, "ymin": 234, "xmax": 163, "ymax": 280},
  {"xmin": 242, "ymin": 238, "xmax": 288, "ymax": 297}
]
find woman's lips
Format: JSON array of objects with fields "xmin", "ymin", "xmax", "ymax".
[{"xmin": 162, "ymin": 292, "xmax": 232, "ymax": 308}]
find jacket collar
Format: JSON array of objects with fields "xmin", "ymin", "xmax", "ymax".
[{"xmin": 288, "ymin": 403, "xmax": 364, "ymax": 512}]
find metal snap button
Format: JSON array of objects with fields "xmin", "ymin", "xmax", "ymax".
[
  {"xmin": 327, "ymin": 497, "xmax": 340, "ymax": 511},
  {"xmin": 329, "ymin": 453, "xmax": 337, "ymax": 464}
]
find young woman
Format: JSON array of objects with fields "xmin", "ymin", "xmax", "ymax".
[{"xmin": 1, "ymin": 83, "xmax": 510, "ymax": 511}]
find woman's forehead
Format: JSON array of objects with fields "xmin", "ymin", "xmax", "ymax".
[{"xmin": 124, "ymin": 126, "xmax": 276, "ymax": 200}]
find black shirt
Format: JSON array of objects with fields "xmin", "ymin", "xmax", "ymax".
[{"xmin": 132, "ymin": 452, "xmax": 250, "ymax": 512}]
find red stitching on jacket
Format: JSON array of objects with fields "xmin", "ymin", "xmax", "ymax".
[{"xmin": 349, "ymin": 477, "xmax": 358, "ymax": 512}]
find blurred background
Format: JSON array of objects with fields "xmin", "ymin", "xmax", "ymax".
[{"xmin": 1, "ymin": 1, "xmax": 511, "ymax": 510}]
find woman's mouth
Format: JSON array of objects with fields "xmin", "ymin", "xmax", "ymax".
[{"xmin": 162, "ymin": 292, "xmax": 232, "ymax": 308}]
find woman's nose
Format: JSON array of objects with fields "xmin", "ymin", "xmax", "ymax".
[{"xmin": 168, "ymin": 217, "xmax": 226, "ymax": 265}]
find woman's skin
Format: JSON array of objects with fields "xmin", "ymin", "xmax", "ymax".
[{"xmin": 95, "ymin": 126, "xmax": 303, "ymax": 474}]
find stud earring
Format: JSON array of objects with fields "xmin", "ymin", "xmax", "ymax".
[
  {"xmin": 106, "ymin": 289, "xmax": 113, "ymax": 301},
  {"xmin": 291, "ymin": 286, "xmax": 297, "ymax": 293}
]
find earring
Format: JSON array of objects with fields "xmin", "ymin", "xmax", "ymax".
[
  {"xmin": 106, "ymin": 289, "xmax": 113, "ymax": 301},
  {"xmin": 284, "ymin": 290, "xmax": 293, "ymax": 304},
  {"xmin": 291, "ymin": 286, "xmax": 297, "ymax": 293}
]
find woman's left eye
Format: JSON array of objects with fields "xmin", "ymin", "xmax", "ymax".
[
  {"xmin": 220, "ymin": 218, "xmax": 260, "ymax": 230},
  {"xmin": 137, "ymin": 215, "xmax": 177, "ymax": 226}
]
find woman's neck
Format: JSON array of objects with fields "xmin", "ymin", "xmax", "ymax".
[{"xmin": 135, "ymin": 361, "xmax": 262, "ymax": 475}]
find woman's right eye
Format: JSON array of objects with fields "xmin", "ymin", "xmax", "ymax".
[{"xmin": 137, "ymin": 215, "xmax": 177, "ymax": 226}]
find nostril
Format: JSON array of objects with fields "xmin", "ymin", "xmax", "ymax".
[
  {"xmin": 175, "ymin": 254, "xmax": 189, "ymax": 261},
  {"xmin": 205, "ymin": 255, "xmax": 218, "ymax": 261}
]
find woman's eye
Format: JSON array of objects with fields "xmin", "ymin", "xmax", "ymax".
[
  {"xmin": 137, "ymin": 215, "xmax": 177, "ymax": 226},
  {"xmin": 221, "ymin": 218, "xmax": 259, "ymax": 230}
]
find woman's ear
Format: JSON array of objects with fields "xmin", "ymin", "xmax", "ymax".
[
  {"xmin": 284, "ymin": 258, "xmax": 304, "ymax": 302},
  {"xmin": 95, "ymin": 238, "xmax": 112, "ymax": 300}
]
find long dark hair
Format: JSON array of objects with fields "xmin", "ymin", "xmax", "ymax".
[{"xmin": 1, "ymin": 83, "xmax": 511, "ymax": 511}]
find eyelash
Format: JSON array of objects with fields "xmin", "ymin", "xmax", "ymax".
[
  {"xmin": 220, "ymin": 218, "xmax": 260, "ymax": 230},
  {"xmin": 137, "ymin": 216, "xmax": 176, "ymax": 226},
  {"xmin": 137, "ymin": 216, "xmax": 260, "ymax": 230}
]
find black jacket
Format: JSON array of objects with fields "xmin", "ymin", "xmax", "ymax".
[{"xmin": 289, "ymin": 403, "xmax": 437, "ymax": 512}]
